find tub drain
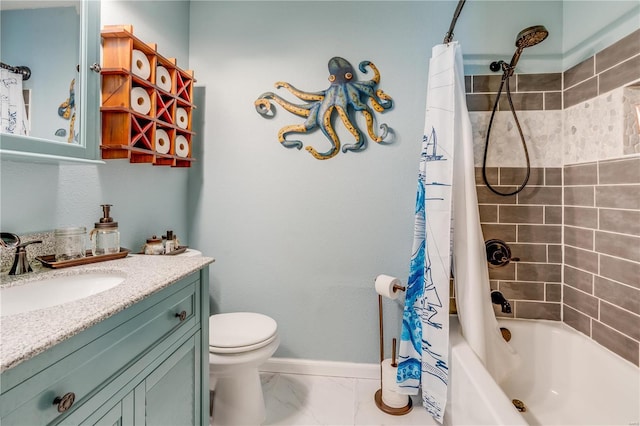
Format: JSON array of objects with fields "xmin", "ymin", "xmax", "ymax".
[
  {"xmin": 500, "ymin": 327, "xmax": 512, "ymax": 342},
  {"xmin": 512, "ymin": 399, "xmax": 526, "ymax": 412}
]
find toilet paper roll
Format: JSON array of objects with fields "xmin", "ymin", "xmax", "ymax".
[
  {"xmin": 156, "ymin": 66, "xmax": 172, "ymax": 92},
  {"xmin": 375, "ymin": 274, "xmax": 401, "ymax": 300},
  {"xmin": 381, "ymin": 358, "xmax": 409, "ymax": 408},
  {"xmin": 155, "ymin": 129, "xmax": 171, "ymax": 154},
  {"xmin": 175, "ymin": 107, "xmax": 189, "ymax": 129},
  {"xmin": 131, "ymin": 49, "xmax": 151, "ymax": 80},
  {"xmin": 175, "ymin": 134, "xmax": 189, "ymax": 157},
  {"xmin": 130, "ymin": 87, "xmax": 151, "ymax": 115}
]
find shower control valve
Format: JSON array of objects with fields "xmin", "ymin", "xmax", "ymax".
[{"xmin": 485, "ymin": 239, "xmax": 519, "ymax": 268}]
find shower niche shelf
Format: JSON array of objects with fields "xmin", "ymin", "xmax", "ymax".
[{"xmin": 100, "ymin": 25, "xmax": 195, "ymax": 167}]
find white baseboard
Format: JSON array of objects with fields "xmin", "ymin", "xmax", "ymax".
[{"xmin": 260, "ymin": 357, "xmax": 380, "ymax": 380}]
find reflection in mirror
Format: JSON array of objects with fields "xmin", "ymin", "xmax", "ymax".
[{"xmin": 1, "ymin": 1, "xmax": 80, "ymax": 143}]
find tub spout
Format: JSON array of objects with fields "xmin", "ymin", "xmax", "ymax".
[{"xmin": 491, "ymin": 291, "xmax": 512, "ymax": 313}]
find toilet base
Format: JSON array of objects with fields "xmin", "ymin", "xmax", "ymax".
[{"xmin": 211, "ymin": 367, "xmax": 265, "ymax": 426}]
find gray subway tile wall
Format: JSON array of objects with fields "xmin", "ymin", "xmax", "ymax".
[
  {"xmin": 459, "ymin": 28, "xmax": 640, "ymax": 366},
  {"xmin": 466, "ymin": 73, "xmax": 563, "ymax": 112},
  {"xmin": 544, "ymin": 92, "xmax": 563, "ymax": 110},
  {"xmin": 564, "ymin": 77, "xmax": 598, "ymax": 108},
  {"xmin": 563, "ymin": 305, "xmax": 591, "ymax": 335},
  {"xmin": 595, "ymin": 29, "xmax": 640, "ymax": 73},
  {"xmin": 599, "ymin": 55, "xmax": 640, "ymax": 94},
  {"xmin": 563, "ymin": 162, "xmax": 598, "ymax": 185},
  {"xmin": 599, "ymin": 208, "xmax": 640, "ymax": 235},
  {"xmin": 564, "ymin": 226, "xmax": 593, "ymax": 250},
  {"xmin": 564, "ymin": 266, "xmax": 594, "ymax": 293},
  {"xmin": 517, "ymin": 73, "xmax": 562, "ymax": 92},
  {"xmin": 599, "ymin": 157, "xmax": 640, "ymax": 184},
  {"xmin": 473, "ymin": 166, "xmax": 563, "ymax": 320},
  {"xmin": 564, "ymin": 28, "xmax": 640, "ymax": 107},
  {"xmin": 591, "ymin": 321, "xmax": 639, "ymax": 366},
  {"xmin": 564, "ymin": 56, "xmax": 594, "ymax": 88},
  {"xmin": 563, "ymin": 157, "xmax": 640, "ymax": 365},
  {"xmin": 594, "ymin": 276, "xmax": 640, "ymax": 315},
  {"xmin": 563, "ymin": 186, "xmax": 594, "ymax": 206},
  {"xmin": 564, "ymin": 285, "xmax": 599, "ymax": 317}
]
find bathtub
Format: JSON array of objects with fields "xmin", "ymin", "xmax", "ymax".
[{"xmin": 445, "ymin": 315, "xmax": 640, "ymax": 426}]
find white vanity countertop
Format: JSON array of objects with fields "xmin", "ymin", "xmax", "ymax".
[{"xmin": 0, "ymin": 254, "xmax": 214, "ymax": 373}]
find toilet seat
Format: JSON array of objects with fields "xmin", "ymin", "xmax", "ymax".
[{"xmin": 209, "ymin": 312, "xmax": 278, "ymax": 354}]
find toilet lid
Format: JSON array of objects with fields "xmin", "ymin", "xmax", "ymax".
[{"xmin": 209, "ymin": 312, "xmax": 277, "ymax": 350}]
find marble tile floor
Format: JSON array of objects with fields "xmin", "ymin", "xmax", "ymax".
[{"xmin": 259, "ymin": 372, "xmax": 437, "ymax": 426}]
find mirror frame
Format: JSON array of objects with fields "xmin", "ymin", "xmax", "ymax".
[{"xmin": 0, "ymin": 0, "xmax": 101, "ymax": 164}]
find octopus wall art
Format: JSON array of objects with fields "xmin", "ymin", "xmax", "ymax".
[{"xmin": 254, "ymin": 57, "xmax": 393, "ymax": 160}]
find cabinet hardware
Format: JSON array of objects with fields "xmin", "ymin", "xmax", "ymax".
[
  {"xmin": 176, "ymin": 310, "xmax": 187, "ymax": 321},
  {"xmin": 53, "ymin": 392, "xmax": 75, "ymax": 413}
]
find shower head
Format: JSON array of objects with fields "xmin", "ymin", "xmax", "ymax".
[
  {"xmin": 503, "ymin": 25, "xmax": 549, "ymax": 75},
  {"xmin": 515, "ymin": 25, "xmax": 549, "ymax": 49},
  {"xmin": 489, "ymin": 25, "xmax": 549, "ymax": 76}
]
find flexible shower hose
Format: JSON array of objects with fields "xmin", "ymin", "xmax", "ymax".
[{"xmin": 481, "ymin": 73, "xmax": 531, "ymax": 196}]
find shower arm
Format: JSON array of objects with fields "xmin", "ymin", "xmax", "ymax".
[{"xmin": 443, "ymin": 0, "xmax": 467, "ymax": 44}]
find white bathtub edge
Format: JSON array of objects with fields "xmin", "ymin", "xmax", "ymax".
[{"xmin": 446, "ymin": 315, "xmax": 528, "ymax": 426}]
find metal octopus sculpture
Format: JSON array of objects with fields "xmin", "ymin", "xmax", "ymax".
[{"xmin": 254, "ymin": 57, "xmax": 393, "ymax": 160}]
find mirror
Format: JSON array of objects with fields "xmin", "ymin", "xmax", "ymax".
[
  {"xmin": 0, "ymin": 0, "xmax": 100, "ymax": 162},
  {"xmin": 1, "ymin": 1, "xmax": 80, "ymax": 142}
]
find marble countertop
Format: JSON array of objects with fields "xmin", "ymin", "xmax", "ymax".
[{"xmin": 0, "ymin": 254, "xmax": 214, "ymax": 373}]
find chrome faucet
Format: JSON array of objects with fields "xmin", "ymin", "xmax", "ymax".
[
  {"xmin": 1, "ymin": 232, "xmax": 42, "ymax": 275},
  {"xmin": 491, "ymin": 290, "xmax": 512, "ymax": 314}
]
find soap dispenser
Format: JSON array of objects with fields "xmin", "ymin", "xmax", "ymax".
[{"xmin": 90, "ymin": 204, "xmax": 120, "ymax": 255}]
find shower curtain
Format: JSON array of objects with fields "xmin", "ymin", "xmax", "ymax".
[
  {"xmin": 397, "ymin": 41, "xmax": 519, "ymax": 424},
  {"xmin": 1, "ymin": 69, "xmax": 29, "ymax": 136},
  {"xmin": 396, "ymin": 42, "xmax": 457, "ymax": 424}
]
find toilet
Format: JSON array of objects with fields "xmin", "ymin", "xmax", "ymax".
[{"xmin": 209, "ymin": 312, "xmax": 279, "ymax": 426}]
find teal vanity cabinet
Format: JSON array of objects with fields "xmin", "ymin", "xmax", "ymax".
[{"xmin": 0, "ymin": 267, "xmax": 210, "ymax": 425}]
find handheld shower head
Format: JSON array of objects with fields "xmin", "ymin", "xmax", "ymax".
[
  {"xmin": 490, "ymin": 25, "xmax": 549, "ymax": 76},
  {"xmin": 516, "ymin": 25, "xmax": 549, "ymax": 49},
  {"xmin": 505, "ymin": 25, "xmax": 549, "ymax": 75},
  {"xmin": 483, "ymin": 24, "xmax": 549, "ymax": 197}
]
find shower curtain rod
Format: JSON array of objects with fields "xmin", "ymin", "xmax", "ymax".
[
  {"xmin": 443, "ymin": 0, "xmax": 467, "ymax": 44},
  {"xmin": 0, "ymin": 62, "xmax": 31, "ymax": 81}
]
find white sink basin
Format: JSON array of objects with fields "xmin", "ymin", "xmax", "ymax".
[{"xmin": 0, "ymin": 272, "xmax": 126, "ymax": 317}]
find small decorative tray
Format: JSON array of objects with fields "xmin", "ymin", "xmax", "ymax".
[
  {"xmin": 36, "ymin": 248, "xmax": 130, "ymax": 269},
  {"xmin": 136, "ymin": 246, "xmax": 188, "ymax": 256}
]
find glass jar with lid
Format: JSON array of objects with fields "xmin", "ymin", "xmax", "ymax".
[{"xmin": 54, "ymin": 227, "xmax": 86, "ymax": 261}]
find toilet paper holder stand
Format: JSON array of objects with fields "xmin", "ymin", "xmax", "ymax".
[{"xmin": 374, "ymin": 282, "xmax": 413, "ymax": 415}]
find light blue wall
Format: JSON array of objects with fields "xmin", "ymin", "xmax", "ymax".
[
  {"xmin": 188, "ymin": 1, "xmax": 425, "ymax": 362},
  {"xmin": 455, "ymin": 0, "xmax": 563, "ymax": 74},
  {"xmin": 563, "ymin": 0, "xmax": 640, "ymax": 69},
  {"xmin": 1, "ymin": 6, "xmax": 80, "ymax": 141},
  {"xmin": 1, "ymin": 1, "xmax": 192, "ymax": 253}
]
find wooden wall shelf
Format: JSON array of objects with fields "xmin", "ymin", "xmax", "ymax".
[{"xmin": 100, "ymin": 25, "xmax": 195, "ymax": 167}]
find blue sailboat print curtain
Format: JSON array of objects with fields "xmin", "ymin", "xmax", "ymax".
[{"xmin": 397, "ymin": 42, "xmax": 461, "ymax": 424}]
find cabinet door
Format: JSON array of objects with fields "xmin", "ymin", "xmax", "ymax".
[
  {"xmin": 59, "ymin": 390, "xmax": 135, "ymax": 426},
  {"xmin": 86, "ymin": 392, "xmax": 134, "ymax": 426},
  {"xmin": 142, "ymin": 333, "xmax": 200, "ymax": 426}
]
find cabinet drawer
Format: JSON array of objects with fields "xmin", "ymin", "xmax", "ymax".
[{"xmin": 0, "ymin": 281, "xmax": 198, "ymax": 425}]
